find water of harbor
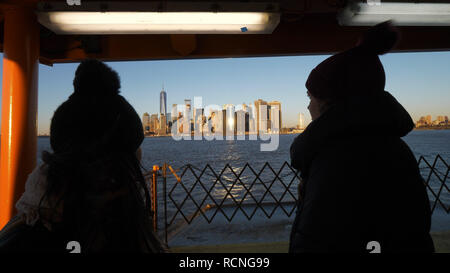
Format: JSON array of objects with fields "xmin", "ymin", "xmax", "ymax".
[
  {"xmin": 37, "ymin": 129, "xmax": 450, "ymax": 232},
  {"xmin": 37, "ymin": 129, "xmax": 450, "ymax": 169}
]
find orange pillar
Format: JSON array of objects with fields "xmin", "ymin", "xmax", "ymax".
[{"xmin": 0, "ymin": 7, "xmax": 40, "ymax": 228}]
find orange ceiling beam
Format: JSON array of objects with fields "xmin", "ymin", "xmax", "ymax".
[
  {"xmin": 1, "ymin": 1, "xmax": 450, "ymax": 63},
  {"xmin": 40, "ymin": 22, "xmax": 450, "ymax": 64}
]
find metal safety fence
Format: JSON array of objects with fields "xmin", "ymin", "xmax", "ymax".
[
  {"xmin": 145, "ymin": 154, "xmax": 449, "ymax": 244},
  {"xmin": 418, "ymin": 154, "xmax": 449, "ymax": 214}
]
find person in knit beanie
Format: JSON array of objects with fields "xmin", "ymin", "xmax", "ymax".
[
  {"xmin": 289, "ymin": 21, "xmax": 434, "ymax": 253},
  {"xmin": 0, "ymin": 59, "xmax": 167, "ymax": 253},
  {"xmin": 50, "ymin": 59, "xmax": 144, "ymax": 157},
  {"xmin": 306, "ymin": 21, "xmax": 398, "ymax": 104}
]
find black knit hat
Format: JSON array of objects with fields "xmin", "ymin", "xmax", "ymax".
[
  {"xmin": 306, "ymin": 21, "xmax": 399, "ymax": 102},
  {"xmin": 50, "ymin": 59, "xmax": 144, "ymax": 157}
]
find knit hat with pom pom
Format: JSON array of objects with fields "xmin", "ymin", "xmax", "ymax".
[{"xmin": 306, "ymin": 21, "xmax": 399, "ymax": 102}]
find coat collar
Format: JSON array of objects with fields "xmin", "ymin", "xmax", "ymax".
[{"xmin": 292, "ymin": 91, "xmax": 414, "ymax": 177}]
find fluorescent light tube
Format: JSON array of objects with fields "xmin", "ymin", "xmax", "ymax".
[
  {"xmin": 338, "ymin": 2, "xmax": 450, "ymax": 26},
  {"xmin": 37, "ymin": 11, "xmax": 280, "ymax": 34}
]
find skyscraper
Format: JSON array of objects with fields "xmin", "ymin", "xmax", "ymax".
[
  {"xmin": 254, "ymin": 99, "xmax": 268, "ymax": 134},
  {"xmin": 150, "ymin": 114, "xmax": 159, "ymax": 133},
  {"xmin": 184, "ymin": 99, "xmax": 192, "ymax": 131},
  {"xmin": 172, "ymin": 104, "xmax": 178, "ymax": 122},
  {"xmin": 268, "ymin": 101, "xmax": 282, "ymax": 131},
  {"xmin": 248, "ymin": 104, "xmax": 257, "ymax": 134},
  {"xmin": 298, "ymin": 113, "xmax": 305, "ymax": 130},
  {"xmin": 160, "ymin": 85, "xmax": 167, "ymax": 116},
  {"xmin": 142, "ymin": 112, "xmax": 151, "ymax": 133},
  {"xmin": 223, "ymin": 104, "xmax": 236, "ymax": 137},
  {"xmin": 210, "ymin": 110, "xmax": 223, "ymax": 135},
  {"xmin": 159, "ymin": 114, "xmax": 167, "ymax": 135},
  {"xmin": 235, "ymin": 109, "xmax": 249, "ymax": 135},
  {"xmin": 185, "ymin": 99, "xmax": 192, "ymax": 115},
  {"xmin": 194, "ymin": 108, "xmax": 204, "ymax": 137}
]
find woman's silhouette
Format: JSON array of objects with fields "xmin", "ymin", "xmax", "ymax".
[
  {"xmin": 289, "ymin": 22, "xmax": 434, "ymax": 253},
  {"xmin": 0, "ymin": 59, "xmax": 166, "ymax": 252}
]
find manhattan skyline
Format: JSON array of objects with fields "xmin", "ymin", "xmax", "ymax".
[
  {"xmin": 0, "ymin": 51, "xmax": 449, "ymax": 135},
  {"xmin": 160, "ymin": 85, "xmax": 167, "ymax": 116}
]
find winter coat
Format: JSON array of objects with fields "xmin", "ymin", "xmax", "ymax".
[
  {"xmin": 289, "ymin": 91, "xmax": 434, "ymax": 253},
  {"xmin": 0, "ymin": 164, "xmax": 169, "ymax": 253}
]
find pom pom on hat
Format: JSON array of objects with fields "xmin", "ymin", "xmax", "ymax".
[
  {"xmin": 356, "ymin": 20, "xmax": 400, "ymax": 55},
  {"xmin": 306, "ymin": 21, "xmax": 400, "ymax": 102}
]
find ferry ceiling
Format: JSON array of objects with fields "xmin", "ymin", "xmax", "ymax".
[{"xmin": 1, "ymin": 0, "xmax": 450, "ymax": 65}]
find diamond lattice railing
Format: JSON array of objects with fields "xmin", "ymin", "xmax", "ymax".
[
  {"xmin": 147, "ymin": 155, "xmax": 449, "ymax": 243},
  {"xmin": 164, "ymin": 162, "xmax": 301, "ymax": 228},
  {"xmin": 418, "ymin": 154, "xmax": 449, "ymax": 213}
]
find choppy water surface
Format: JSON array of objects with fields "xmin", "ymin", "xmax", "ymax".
[{"xmin": 37, "ymin": 130, "xmax": 450, "ymax": 229}]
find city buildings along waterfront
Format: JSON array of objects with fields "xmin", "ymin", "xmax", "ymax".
[{"xmin": 142, "ymin": 87, "xmax": 289, "ymax": 138}]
